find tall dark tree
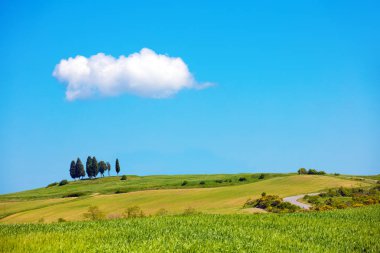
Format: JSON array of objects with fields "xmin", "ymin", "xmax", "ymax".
[
  {"xmin": 69, "ymin": 160, "xmax": 76, "ymax": 180},
  {"xmin": 79, "ymin": 161, "xmax": 86, "ymax": 179},
  {"xmin": 106, "ymin": 162, "xmax": 111, "ymax": 176},
  {"xmin": 86, "ymin": 156, "xmax": 93, "ymax": 178},
  {"xmin": 75, "ymin": 158, "xmax": 84, "ymax": 180},
  {"xmin": 92, "ymin": 156, "xmax": 99, "ymax": 178},
  {"xmin": 98, "ymin": 161, "xmax": 107, "ymax": 177},
  {"xmin": 115, "ymin": 158, "xmax": 120, "ymax": 175}
]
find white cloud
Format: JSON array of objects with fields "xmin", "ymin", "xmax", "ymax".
[{"xmin": 53, "ymin": 48, "xmax": 212, "ymax": 100}]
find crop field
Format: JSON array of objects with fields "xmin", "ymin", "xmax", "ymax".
[
  {"xmin": 0, "ymin": 175, "xmax": 367, "ymax": 223},
  {"xmin": 1, "ymin": 205, "xmax": 379, "ymax": 253}
]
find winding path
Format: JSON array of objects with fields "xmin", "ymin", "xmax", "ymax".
[{"xmin": 283, "ymin": 193, "xmax": 320, "ymax": 210}]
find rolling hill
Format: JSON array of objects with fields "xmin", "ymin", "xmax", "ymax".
[{"xmin": 0, "ymin": 174, "xmax": 370, "ymax": 223}]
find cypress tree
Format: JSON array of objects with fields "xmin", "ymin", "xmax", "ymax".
[
  {"xmin": 75, "ymin": 158, "xmax": 84, "ymax": 179},
  {"xmin": 86, "ymin": 156, "xmax": 93, "ymax": 178},
  {"xmin": 99, "ymin": 161, "xmax": 106, "ymax": 177},
  {"xmin": 69, "ymin": 160, "xmax": 76, "ymax": 180},
  {"xmin": 92, "ymin": 156, "xmax": 99, "ymax": 178},
  {"xmin": 106, "ymin": 162, "xmax": 111, "ymax": 176},
  {"xmin": 79, "ymin": 161, "xmax": 86, "ymax": 179},
  {"xmin": 115, "ymin": 158, "xmax": 120, "ymax": 175}
]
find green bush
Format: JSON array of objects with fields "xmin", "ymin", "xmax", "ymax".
[
  {"xmin": 238, "ymin": 177, "xmax": 247, "ymax": 182},
  {"xmin": 199, "ymin": 181, "xmax": 205, "ymax": 185},
  {"xmin": 46, "ymin": 182, "xmax": 58, "ymax": 188},
  {"xmin": 83, "ymin": 206, "xmax": 105, "ymax": 221},
  {"xmin": 182, "ymin": 207, "xmax": 201, "ymax": 215},
  {"xmin": 215, "ymin": 179, "xmax": 223, "ymax": 183},
  {"xmin": 59, "ymin": 180, "xmax": 68, "ymax": 186},
  {"xmin": 120, "ymin": 175, "xmax": 127, "ymax": 180},
  {"xmin": 181, "ymin": 180, "xmax": 188, "ymax": 186},
  {"xmin": 115, "ymin": 189, "xmax": 127, "ymax": 194},
  {"xmin": 62, "ymin": 192, "xmax": 86, "ymax": 198},
  {"xmin": 259, "ymin": 174, "xmax": 265, "ymax": 179},
  {"xmin": 124, "ymin": 206, "xmax": 145, "ymax": 218},
  {"xmin": 244, "ymin": 194, "xmax": 300, "ymax": 213}
]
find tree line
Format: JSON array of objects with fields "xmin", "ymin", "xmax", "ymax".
[
  {"xmin": 70, "ymin": 157, "xmax": 121, "ymax": 180},
  {"xmin": 297, "ymin": 168, "xmax": 326, "ymax": 175}
]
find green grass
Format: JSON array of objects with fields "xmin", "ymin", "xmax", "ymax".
[
  {"xmin": 1, "ymin": 205, "xmax": 379, "ymax": 252},
  {"xmin": 0, "ymin": 173, "xmax": 288, "ymax": 201},
  {"xmin": 0, "ymin": 175, "xmax": 368, "ymax": 223}
]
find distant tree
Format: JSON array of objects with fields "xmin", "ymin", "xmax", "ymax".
[
  {"xmin": 69, "ymin": 160, "xmax": 76, "ymax": 180},
  {"xmin": 308, "ymin": 169, "xmax": 318, "ymax": 175},
  {"xmin": 92, "ymin": 156, "xmax": 99, "ymax": 178},
  {"xmin": 98, "ymin": 161, "xmax": 107, "ymax": 177},
  {"xmin": 115, "ymin": 158, "xmax": 120, "ymax": 175},
  {"xmin": 59, "ymin": 179, "xmax": 68, "ymax": 186},
  {"xmin": 258, "ymin": 173, "xmax": 265, "ymax": 179},
  {"xmin": 106, "ymin": 162, "xmax": 111, "ymax": 176},
  {"xmin": 298, "ymin": 168, "xmax": 307, "ymax": 175},
  {"xmin": 86, "ymin": 156, "xmax": 93, "ymax": 178},
  {"xmin": 75, "ymin": 158, "xmax": 84, "ymax": 179}
]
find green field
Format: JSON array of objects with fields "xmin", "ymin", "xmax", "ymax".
[
  {"xmin": 0, "ymin": 174, "xmax": 369, "ymax": 223},
  {"xmin": 1, "ymin": 205, "xmax": 379, "ymax": 252},
  {"xmin": 0, "ymin": 173, "xmax": 287, "ymax": 201}
]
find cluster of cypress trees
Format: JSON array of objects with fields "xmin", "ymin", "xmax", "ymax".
[
  {"xmin": 70, "ymin": 157, "xmax": 121, "ymax": 180},
  {"xmin": 69, "ymin": 158, "xmax": 86, "ymax": 180}
]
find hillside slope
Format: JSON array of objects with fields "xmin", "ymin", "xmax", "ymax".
[{"xmin": 0, "ymin": 175, "xmax": 368, "ymax": 223}]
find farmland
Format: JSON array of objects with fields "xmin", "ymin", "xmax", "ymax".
[
  {"xmin": 1, "ymin": 205, "xmax": 379, "ymax": 252},
  {"xmin": 0, "ymin": 174, "xmax": 368, "ymax": 223}
]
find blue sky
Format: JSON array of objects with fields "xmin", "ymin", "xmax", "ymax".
[{"xmin": 0, "ymin": 0, "xmax": 379, "ymax": 194}]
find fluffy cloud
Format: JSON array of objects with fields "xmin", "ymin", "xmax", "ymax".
[{"xmin": 53, "ymin": 48, "xmax": 211, "ymax": 100}]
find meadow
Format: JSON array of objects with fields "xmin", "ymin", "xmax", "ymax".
[
  {"xmin": 0, "ymin": 175, "xmax": 367, "ymax": 223},
  {"xmin": 0, "ymin": 205, "xmax": 379, "ymax": 252}
]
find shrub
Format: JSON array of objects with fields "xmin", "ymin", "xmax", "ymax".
[
  {"xmin": 224, "ymin": 179, "xmax": 232, "ymax": 183},
  {"xmin": 63, "ymin": 192, "xmax": 85, "ymax": 198},
  {"xmin": 46, "ymin": 182, "xmax": 58, "ymax": 188},
  {"xmin": 181, "ymin": 180, "xmax": 188, "ymax": 186},
  {"xmin": 124, "ymin": 206, "xmax": 145, "ymax": 218},
  {"xmin": 59, "ymin": 180, "xmax": 68, "ymax": 186},
  {"xmin": 83, "ymin": 206, "xmax": 105, "ymax": 221},
  {"xmin": 215, "ymin": 179, "xmax": 223, "ymax": 183},
  {"xmin": 334, "ymin": 173, "xmax": 340, "ymax": 176},
  {"xmin": 238, "ymin": 177, "xmax": 247, "ymax": 182},
  {"xmin": 155, "ymin": 208, "xmax": 169, "ymax": 216},
  {"xmin": 261, "ymin": 192, "xmax": 266, "ymax": 197},
  {"xmin": 244, "ymin": 194, "xmax": 300, "ymax": 213},
  {"xmin": 57, "ymin": 218, "xmax": 66, "ymax": 222},
  {"xmin": 115, "ymin": 189, "xmax": 128, "ymax": 194},
  {"xmin": 199, "ymin": 181, "xmax": 205, "ymax": 185},
  {"xmin": 307, "ymin": 169, "xmax": 326, "ymax": 175},
  {"xmin": 297, "ymin": 168, "xmax": 307, "ymax": 174},
  {"xmin": 182, "ymin": 207, "xmax": 201, "ymax": 215},
  {"xmin": 258, "ymin": 174, "xmax": 265, "ymax": 179},
  {"xmin": 120, "ymin": 175, "xmax": 127, "ymax": 180}
]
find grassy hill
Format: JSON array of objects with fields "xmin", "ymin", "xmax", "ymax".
[
  {"xmin": 0, "ymin": 174, "xmax": 369, "ymax": 223},
  {"xmin": 0, "ymin": 173, "xmax": 287, "ymax": 201}
]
